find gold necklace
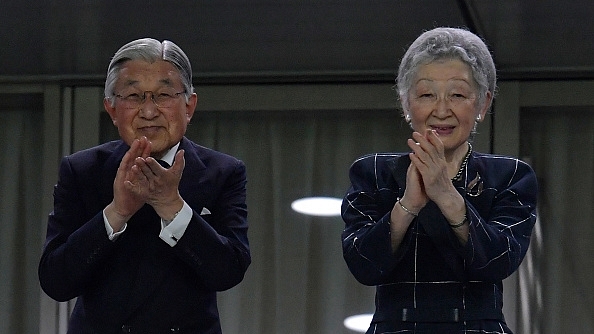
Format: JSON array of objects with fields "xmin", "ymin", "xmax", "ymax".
[{"xmin": 451, "ymin": 143, "xmax": 472, "ymax": 182}]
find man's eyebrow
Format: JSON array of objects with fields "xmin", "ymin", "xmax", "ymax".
[
  {"xmin": 122, "ymin": 79, "xmax": 139, "ymax": 86},
  {"xmin": 119, "ymin": 78, "xmax": 177, "ymax": 88},
  {"xmin": 159, "ymin": 78, "xmax": 175, "ymax": 86}
]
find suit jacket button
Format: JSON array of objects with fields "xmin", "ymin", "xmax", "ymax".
[
  {"xmin": 121, "ymin": 325, "xmax": 132, "ymax": 333},
  {"xmin": 170, "ymin": 327, "xmax": 180, "ymax": 332}
]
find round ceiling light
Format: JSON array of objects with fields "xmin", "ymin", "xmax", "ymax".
[
  {"xmin": 343, "ymin": 313, "xmax": 373, "ymax": 332},
  {"xmin": 290, "ymin": 196, "xmax": 342, "ymax": 217}
]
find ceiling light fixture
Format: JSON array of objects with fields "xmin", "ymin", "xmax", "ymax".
[{"xmin": 290, "ymin": 196, "xmax": 342, "ymax": 217}]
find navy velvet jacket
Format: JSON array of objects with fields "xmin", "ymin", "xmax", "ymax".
[
  {"xmin": 39, "ymin": 137, "xmax": 250, "ymax": 334},
  {"xmin": 341, "ymin": 151, "xmax": 537, "ymax": 333}
]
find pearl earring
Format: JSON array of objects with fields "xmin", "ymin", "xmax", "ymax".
[
  {"xmin": 405, "ymin": 114, "xmax": 411, "ymax": 123},
  {"xmin": 476, "ymin": 115, "xmax": 482, "ymax": 121}
]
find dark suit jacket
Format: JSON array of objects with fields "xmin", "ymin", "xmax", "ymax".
[
  {"xmin": 341, "ymin": 151, "xmax": 537, "ymax": 333},
  {"xmin": 39, "ymin": 137, "xmax": 251, "ymax": 334}
]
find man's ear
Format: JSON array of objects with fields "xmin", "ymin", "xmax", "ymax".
[
  {"xmin": 185, "ymin": 93, "xmax": 198, "ymax": 121},
  {"xmin": 103, "ymin": 98, "xmax": 118, "ymax": 126}
]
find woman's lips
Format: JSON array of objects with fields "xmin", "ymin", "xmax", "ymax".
[{"xmin": 431, "ymin": 125, "xmax": 454, "ymax": 136}]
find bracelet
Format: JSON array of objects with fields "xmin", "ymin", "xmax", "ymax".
[
  {"xmin": 397, "ymin": 199, "xmax": 418, "ymax": 217},
  {"xmin": 449, "ymin": 216, "xmax": 467, "ymax": 228}
]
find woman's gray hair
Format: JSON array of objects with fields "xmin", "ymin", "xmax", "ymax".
[
  {"xmin": 104, "ymin": 38, "xmax": 194, "ymax": 104},
  {"xmin": 396, "ymin": 27, "xmax": 496, "ymax": 115}
]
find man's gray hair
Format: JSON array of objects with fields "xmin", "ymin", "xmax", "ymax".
[{"xmin": 104, "ymin": 38, "xmax": 194, "ymax": 104}]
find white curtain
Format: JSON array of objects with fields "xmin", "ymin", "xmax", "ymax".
[
  {"xmin": 183, "ymin": 109, "xmax": 410, "ymax": 334},
  {"xmin": 519, "ymin": 106, "xmax": 594, "ymax": 333},
  {"xmin": 0, "ymin": 104, "xmax": 44, "ymax": 333}
]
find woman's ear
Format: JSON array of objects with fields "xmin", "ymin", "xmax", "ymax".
[{"xmin": 477, "ymin": 91, "xmax": 493, "ymax": 122}]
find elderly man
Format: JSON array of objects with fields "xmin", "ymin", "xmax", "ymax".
[{"xmin": 39, "ymin": 38, "xmax": 250, "ymax": 334}]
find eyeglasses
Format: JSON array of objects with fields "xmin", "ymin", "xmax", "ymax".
[{"xmin": 114, "ymin": 90, "xmax": 186, "ymax": 109}]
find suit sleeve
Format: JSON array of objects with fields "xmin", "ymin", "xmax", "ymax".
[
  {"xmin": 462, "ymin": 159, "xmax": 538, "ymax": 282},
  {"xmin": 341, "ymin": 156, "xmax": 410, "ymax": 286},
  {"xmin": 172, "ymin": 159, "xmax": 251, "ymax": 291},
  {"xmin": 38, "ymin": 157, "xmax": 118, "ymax": 302}
]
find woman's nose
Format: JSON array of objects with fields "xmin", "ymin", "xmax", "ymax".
[{"xmin": 433, "ymin": 96, "xmax": 451, "ymax": 117}]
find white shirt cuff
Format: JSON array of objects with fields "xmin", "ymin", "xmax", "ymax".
[
  {"xmin": 103, "ymin": 210, "xmax": 127, "ymax": 241},
  {"xmin": 159, "ymin": 201, "xmax": 192, "ymax": 247}
]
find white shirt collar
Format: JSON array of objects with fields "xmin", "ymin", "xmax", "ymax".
[{"xmin": 160, "ymin": 142, "xmax": 180, "ymax": 166}]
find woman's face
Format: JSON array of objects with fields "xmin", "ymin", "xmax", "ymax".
[{"xmin": 406, "ymin": 59, "xmax": 491, "ymax": 155}]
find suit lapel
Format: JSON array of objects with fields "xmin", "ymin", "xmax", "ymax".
[
  {"xmin": 100, "ymin": 141, "xmax": 128, "ymax": 206},
  {"xmin": 386, "ymin": 154, "xmax": 409, "ymax": 191},
  {"xmin": 177, "ymin": 137, "xmax": 207, "ymax": 202}
]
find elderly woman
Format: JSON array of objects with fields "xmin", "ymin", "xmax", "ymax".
[{"xmin": 341, "ymin": 27, "xmax": 537, "ymax": 333}]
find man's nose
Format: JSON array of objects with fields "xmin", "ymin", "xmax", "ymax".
[{"xmin": 138, "ymin": 98, "xmax": 160, "ymax": 118}]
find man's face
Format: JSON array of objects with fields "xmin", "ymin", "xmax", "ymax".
[{"xmin": 104, "ymin": 59, "xmax": 197, "ymax": 158}]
